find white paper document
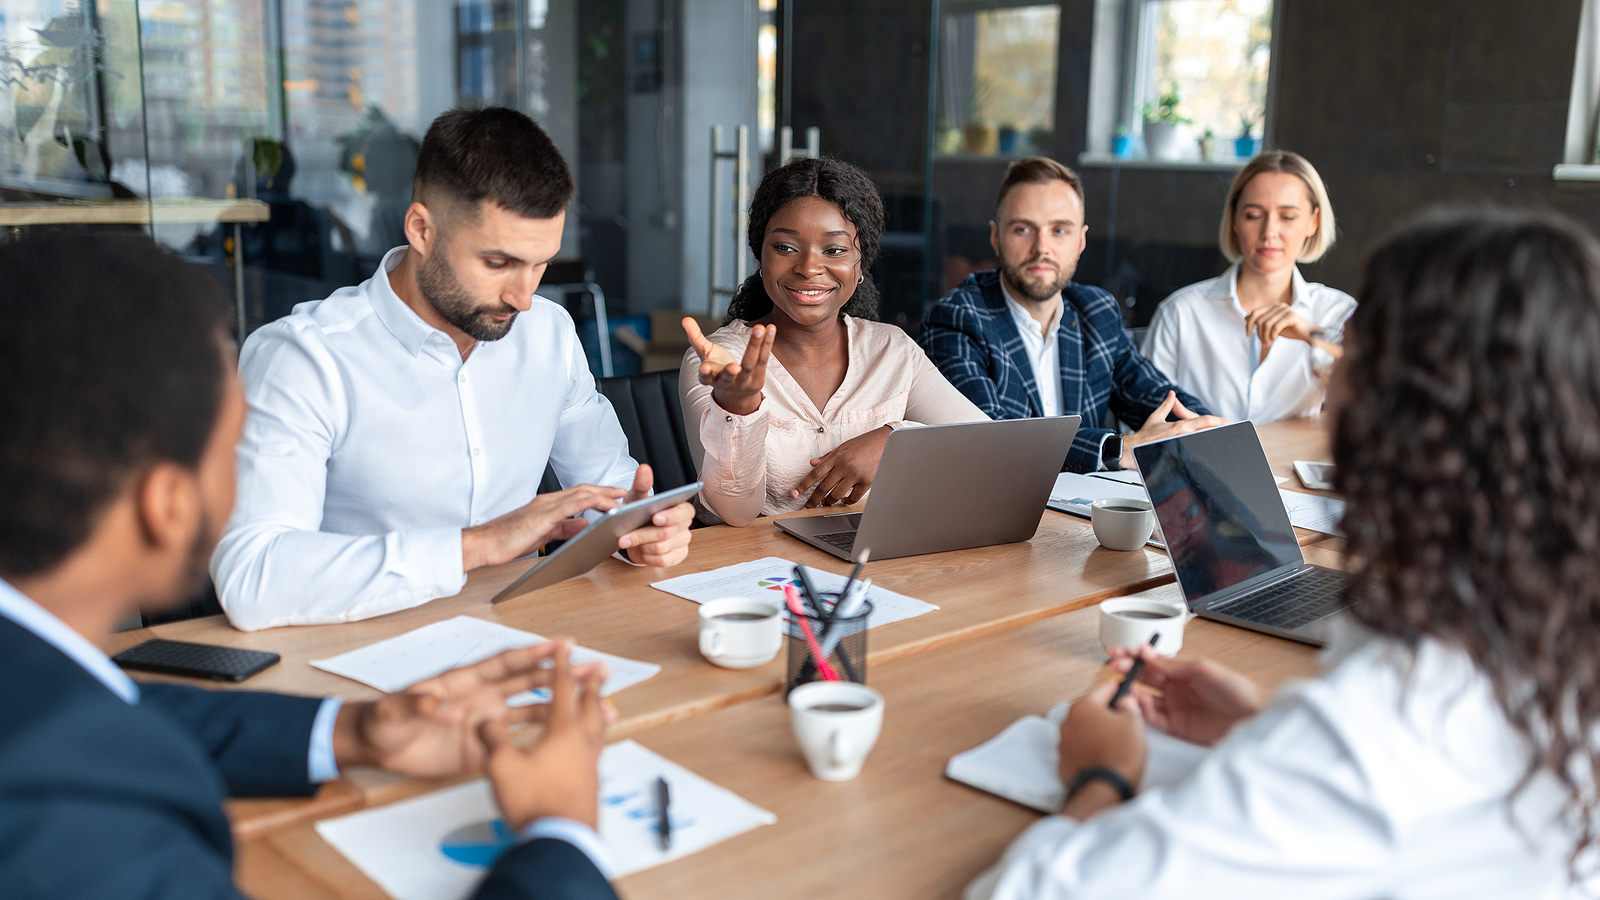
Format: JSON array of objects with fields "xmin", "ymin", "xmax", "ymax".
[
  {"xmin": 310, "ymin": 616, "xmax": 660, "ymax": 705},
  {"xmin": 1046, "ymin": 472, "xmax": 1149, "ymax": 517},
  {"xmin": 945, "ymin": 700, "xmax": 1208, "ymax": 812},
  {"xmin": 1279, "ymin": 488, "xmax": 1346, "ymax": 536},
  {"xmin": 316, "ymin": 740, "xmax": 777, "ymax": 900},
  {"xmin": 650, "ymin": 556, "xmax": 937, "ymax": 628}
]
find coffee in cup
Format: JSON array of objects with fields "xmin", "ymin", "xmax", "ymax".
[
  {"xmin": 1090, "ymin": 497, "xmax": 1157, "ymax": 551},
  {"xmin": 698, "ymin": 597, "xmax": 783, "ymax": 669},
  {"xmin": 1098, "ymin": 596, "xmax": 1186, "ymax": 657},
  {"xmin": 788, "ymin": 681, "xmax": 884, "ymax": 781}
]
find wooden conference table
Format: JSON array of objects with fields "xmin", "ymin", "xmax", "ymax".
[{"xmin": 103, "ymin": 416, "xmax": 1339, "ymax": 897}]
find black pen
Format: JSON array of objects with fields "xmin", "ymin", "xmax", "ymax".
[
  {"xmin": 793, "ymin": 564, "xmax": 825, "ymax": 616},
  {"xmin": 1108, "ymin": 634, "xmax": 1159, "ymax": 709},
  {"xmin": 655, "ymin": 775, "xmax": 672, "ymax": 851}
]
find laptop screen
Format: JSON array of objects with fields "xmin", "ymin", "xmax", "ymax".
[{"xmin": 1134, "ymin": 422, "xmax": 1303, "ymax": 605}]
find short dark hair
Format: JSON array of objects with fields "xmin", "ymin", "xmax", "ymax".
[
  {"xmin": 726, "ymin": 156, "xmax": 886, "ymax": 323},
  {"xmin": 0, "ymin": 232, "xmax": 229, "ymax": 577},
  {"xmin": 995, "ymin": 156, "xmax": 1084, "ymax": 211},
  {"xmin": 413, "ymin": 106, "xmax": 573, "ymax": 221}
]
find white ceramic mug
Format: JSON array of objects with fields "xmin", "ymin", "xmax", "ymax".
[
  {"xmin": 1098, "ymin": 596, "xmax": 1187, "ymax": 657},
  {"xmin": 1091, "ymin": 497, "xmax": 1157, "ymax": 551},
  {"xmin": 698, "ymin": 597, "xmax": 783, "ymax": 669},
  {"xmin": 788, "ymin": 681, "xmax": 884, "ymax": 781}
]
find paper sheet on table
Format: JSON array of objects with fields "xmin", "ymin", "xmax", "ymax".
[
  {"xmin": 651, "ymin": 556, "xmax": 937, "ymax": 628},
  {"xmin": 315, "ymin": 739, "xmax": 776, "ymax": 900},
  {"xmin": 1279, "ymin": 488, "xmax": 1346, "ymax": 536},
  {"xmin": 310, "ymin": 615, "xmax": 659, "ymax": 705},
  {"xmin": 945, "ymin": 700, "xmax": 1208, "ymax": 812},
  {"xmin": 1046, "ymin": 472, "xmax": 1149, "ymax": 517}
]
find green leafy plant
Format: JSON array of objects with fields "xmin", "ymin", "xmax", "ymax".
[
  {"xmin": 1141, "ymin": 84, "xmax": 1191, "ymax": 126},
  {"xmin": 1238, "ymin": 110, "xmax": 1260, "ymax": 137}
]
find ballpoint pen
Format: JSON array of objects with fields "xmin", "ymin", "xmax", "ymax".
[
  {"xmin": 1108, "ymin": 634, "xmax": 1159, "ymax": 709},
  {"xmin": 655, "ymin": 775, "xmax": 672, "ymax": 851}
]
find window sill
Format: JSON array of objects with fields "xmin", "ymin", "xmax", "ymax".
[
  {"xmin": 934, "ymin": 152, "xmax": 1036, "ymax": 163},
  {"xmin": 1552, "ymin": 163, "xmax": 1600, "ymax": 185},
  {"xmin": 1077, "ymin": 151, "xmax": 1246, "ymax": 173}
]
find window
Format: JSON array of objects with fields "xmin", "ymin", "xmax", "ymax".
[
  {"xmin": 935, "ymin": 3, "xmax": 1060, "ymax": 157},
  {"xmin": 1092, "ymin": 0, "xmax": 1272, "ymax": 163}
]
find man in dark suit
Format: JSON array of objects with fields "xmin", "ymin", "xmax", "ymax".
[
  {"xmin": 921, "ymin": 157, "xmax": 1226, "ymax": 472},
  {"xmin": 0, "ymin": 232, "xmax": 618, "ymax": 900}
]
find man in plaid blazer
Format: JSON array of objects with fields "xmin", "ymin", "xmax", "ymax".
[{"xmin": 922, "ymin": 158, "xmax": 1224, "ymax": 473}]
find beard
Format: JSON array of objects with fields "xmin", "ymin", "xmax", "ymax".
[
  {"xmin": 179, "ymin": 509, "xmax": 216, "ymax": 600},
  {"xmin": 417, "ymin": 248, "xmax": 519, "ymax": 342},
  {"xmin": 999, "ymin": 251, "xmax": 1074, "ymax": 305}
]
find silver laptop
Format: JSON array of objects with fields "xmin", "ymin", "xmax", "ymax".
[
  {"xmin": 1134, "ymin": 421, "xmax": 1351, "ymax": 646},
  {"xmin": 774, "ymin": 416, "xmax": 1080, "ymax": 561}
]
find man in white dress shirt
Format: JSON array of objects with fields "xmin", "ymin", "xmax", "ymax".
[{"xmin": 212, "ymin": 107, "xmax": 693, "ymax": 631}]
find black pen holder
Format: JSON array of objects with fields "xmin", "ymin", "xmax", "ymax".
[{"xmin": 785, "ymin": 598, "xmax": 871, "ymax": 695}]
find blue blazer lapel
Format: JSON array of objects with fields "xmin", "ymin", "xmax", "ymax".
[
  {"xmin": 978, "ymin": 275, "xmax": 1044, "ymax": 416},
  {"xmin": 1055, "ymin": 301, "xmax": 1084, "ymax": 415}
]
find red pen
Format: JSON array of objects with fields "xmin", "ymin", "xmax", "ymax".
[{"xmin": 784, "ymin": 585, "xmax": 840, "ymax": 681}]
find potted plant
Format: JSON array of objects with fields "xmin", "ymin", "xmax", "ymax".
[
  {"xmin": 1112, "ymin": 124, "xmax": 1133, "ymax": 158},
  {"xmin": 1198, "ymin": 127, "xmax": 1217, "ymax": 161},
  {"xmin": 1235, "ymin": 112, "xmax": 1260, "ymax": 158},
  {"xmin": 1141, "ymin": 84, "xmax": 1190, "ymax": 161},
  {"xmin": 998, "ymin": 123, "xmax": 1019, "ymax": 155}
]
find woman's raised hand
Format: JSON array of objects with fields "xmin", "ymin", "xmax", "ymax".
[
  {"xmin": 683, "ymin": 317, "xmax": 777, "ymax": 417},
  {"xmin": 1243, "ymin": 304, "xmax": 1318, "ymax": 362}
]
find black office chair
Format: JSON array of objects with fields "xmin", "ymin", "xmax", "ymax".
[
  {"xmin": 536, "ymin": 369, "xmax": 698, "ymax": 496},
  {"xmin": 597, "ymin": 369, "xmax": 698, "ymax": 492}
]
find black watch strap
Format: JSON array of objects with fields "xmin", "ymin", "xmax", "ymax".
[
  {"xmin": 1100, "ymin": 434, "xmax": 1124, "ymax": 467},
  {"xmin": 1066, "ymin": 766, "xmax": 1135, "ymax": 802}
]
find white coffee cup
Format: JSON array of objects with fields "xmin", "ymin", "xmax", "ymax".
[
  {"xmin": 1091, "ymin": 497, "xmax": 1157, "ymax": 551},
  {"xmin": 788, "ymin": 681, "xmax": 884, "ymax": 781},
  {"xmin": 1098, "ymin": 596, "xmax": 1187, "ymax": 657},
  {"xmin": 698, "ymin": 597, "xmax": 783, "ymax": 669}
]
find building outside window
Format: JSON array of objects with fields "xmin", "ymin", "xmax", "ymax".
[
  {"xmin": 1123, "ymin": 0, "xmax": 1272, "ymax": 161},
  {"xmin": 935, "ymin": 2, "xmax": 1060, "ymax": 158}
]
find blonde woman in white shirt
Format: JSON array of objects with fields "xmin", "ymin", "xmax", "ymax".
[
  {"xmin": 971, "ymin": 208, "xmax": 1600, "ymax": 900},
  {"xmin": 1142, "ymin": 151, "xmax": 1353, "ymax": 423}
]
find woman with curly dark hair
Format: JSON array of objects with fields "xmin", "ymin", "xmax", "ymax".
[
  {"xmin": 971, "ymin": 207, "xmax": 1600, "ymax": 899},
  {"xmin": 679, "ymin": 157, "xmax": 985, "ymax": 526}
]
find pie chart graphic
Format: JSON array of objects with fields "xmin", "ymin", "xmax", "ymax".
[
  {"xmin": 439, "ymin": 819, "xmax": 516, "ymax": 868},
  {"xmin": 757, "ymin": 576, "xmax": 798, "ymax": 592}
]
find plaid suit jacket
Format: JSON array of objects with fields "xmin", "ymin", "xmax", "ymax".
[{"xmin": 921, "ymin": 270, "xmax": 1210, "ymax": 472}]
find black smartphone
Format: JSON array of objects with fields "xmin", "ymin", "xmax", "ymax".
[{"xmin": 112, "ymin": 639, "xmax": 280, "ymax": 683}]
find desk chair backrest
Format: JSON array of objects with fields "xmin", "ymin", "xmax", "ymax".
[{"xmin": 597, "ymin": 369, "xmax": 698, "ymax": 492}]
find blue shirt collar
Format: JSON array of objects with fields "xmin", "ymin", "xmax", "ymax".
[{"xmin": 0, "ymin": 578, "xmax": 139, "ymax": 704}]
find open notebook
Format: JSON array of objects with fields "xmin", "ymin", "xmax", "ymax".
[{"xmin": 945, "ymin": 700, "xmax": 1209, "ymax": 812}]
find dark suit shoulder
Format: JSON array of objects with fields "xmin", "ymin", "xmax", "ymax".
[
  {"xmin": 476, "ymin": 838, "xmax": 620, "ymax": 900},
  {"xmin": 1063, "ymin": 281, "xmax": 1124, "ymax": 330}
]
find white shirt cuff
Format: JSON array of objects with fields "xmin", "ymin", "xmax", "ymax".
[
  {"xmin": 521, "ymin": 817, "xmax": 614, "ymax": 877},
  {"xmin": 1095, "ymin": 432, "xmax": 1119, "ymax": 472},
  {"xmin": 307, "ymin": 697, "xmax": 343, "ymax": 783}
]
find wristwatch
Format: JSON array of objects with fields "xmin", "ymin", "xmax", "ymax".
[
  {"xmin": 1100, "ymin": 434, "xmax": 1124, "ymax": 469},
  {"xmin": 1066, "ymin": 766, "xmax": 1135, "ymax": 802}
]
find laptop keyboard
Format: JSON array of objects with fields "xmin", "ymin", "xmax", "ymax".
[
  {"xmin": 1210, "ymin": 568, "xmax": 1349, "ymax": 630},
  {"xmin": 815, "ymin": 531, "xmax": 857, "ymax": 552}
]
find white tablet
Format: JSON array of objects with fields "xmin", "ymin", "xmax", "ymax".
[{"xmin": 490, "ymin": 480, "xmax": 702, "ymax": 604}]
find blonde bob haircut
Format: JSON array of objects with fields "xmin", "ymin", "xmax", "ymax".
[{"xmin": 1220, "ymin": 150, "xmax": 1336, "ymax": 263}]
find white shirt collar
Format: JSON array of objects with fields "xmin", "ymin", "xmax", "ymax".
[
  {"xmin": 999, "ymin": 280, "xmax": 1063, "ymax": 338},
  {"xmin": 368, "ymin": 246, "xmax": 452, "ymax": 358},
  {"xmin": 1218, "ymin": 262, "xmax": 1313, "ymax": 316},
  {"xmin": 0, "ymin": 578, "xmax": 139, "ymax": 704}
]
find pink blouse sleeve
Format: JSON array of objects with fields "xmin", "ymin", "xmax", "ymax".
[{"xmin": 679, "ymin": 344, "xmax": 771, "ymax": 527}]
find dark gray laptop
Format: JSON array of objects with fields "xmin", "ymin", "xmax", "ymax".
[
  {"xmin": 1134, "ymin": 421, "xmax": 1351, "ymax": 647},
  {"xmin": 773, "ymin": 416, "xmax": 1080, "ymax": 561}
]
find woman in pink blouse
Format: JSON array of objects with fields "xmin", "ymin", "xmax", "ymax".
[{"xmin": 679, "ymin": 157, "xmax": 987, "ymax": 527}]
